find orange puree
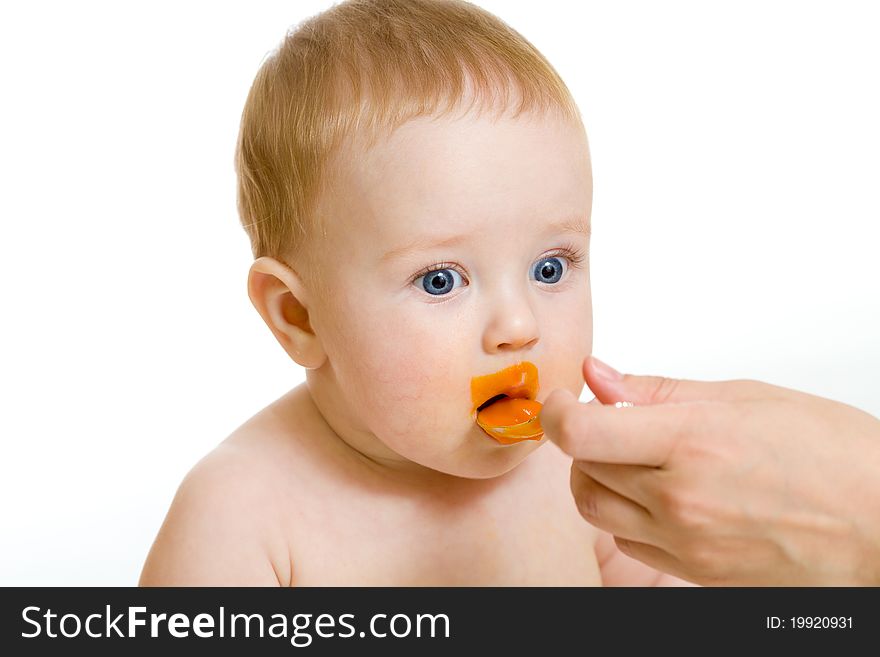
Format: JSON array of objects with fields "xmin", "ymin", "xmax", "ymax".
[
  {"xmin": 477, "ymin": 397, "xmax": 543, "ymax": 427},
  {"xmin": 470, "ymin": 361, "xmax": 544, "ymax": 444}
]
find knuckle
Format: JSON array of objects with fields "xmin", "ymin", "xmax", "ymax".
[
  {"xmin": 658, "ymin": 486, "xmax": 708, "ymax": 531},
  {"xmin": 571, "ymin": 472, "xmax": 599, "ymax": 520},
  {"xmin": 648, "ymin": 376, "xmax": 681, "ymax": 404},
  {"xmin": 557, "ymin": 413, "xmax": 582, "ymax": 453},
  {"xmin": 654, "ymin": 486, "xmax": 682, "ymax": 524},
  {"xmin": 732, "ymin": 378, "xmax": 788, "ymax": 403},
  {"xmin": 575, "ymin": 490, "xmax": 599, "ymax": 521},
  {"xmin": 738, "ymin": 378, "xmax": 769, "ymax": 395}
]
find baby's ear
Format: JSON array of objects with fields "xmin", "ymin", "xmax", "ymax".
[{"xmin": 247, "ymin": 257, "xmax": 327, "ymax": 370}]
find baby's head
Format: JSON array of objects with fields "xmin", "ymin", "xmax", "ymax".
[{"xmin": 236, "ymin": 0, "xmax": 592, "ymax": 480}]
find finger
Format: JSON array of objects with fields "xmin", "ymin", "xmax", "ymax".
[
  {"xmin": 613, "ymin": 536, "xmax": 696, "ymax": 584},
  {"xmin": 544, "ymin": 393, "xmax": 724, "ymax": 465},
  {"xmin": 569, "ymin": 464, "xmax": 657, "ymax": 544},
  {"xmin": 575, "ymin": 460, "xmax": 660, "ymax": 511},
  {"xmin": 583, "ymin": 355, "xmax": 786, "ymax": 406}
]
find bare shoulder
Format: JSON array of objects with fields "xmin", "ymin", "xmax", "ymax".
[{"xmin": 139, "ymin": 426, "xmax": 294, "ymax": 587}]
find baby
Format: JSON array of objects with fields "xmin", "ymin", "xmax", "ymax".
[{"xmin": 140, "ymin": 0, "xmax": 688, "ymax": 586}]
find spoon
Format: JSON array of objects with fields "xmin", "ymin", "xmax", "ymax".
[
  {"xmin": 476, "ymin": 414, "xmax": 544, "ymax": 444},
  {"xmin": 475, "ymin": 397, "xmax": 544, "ymax": 445}
]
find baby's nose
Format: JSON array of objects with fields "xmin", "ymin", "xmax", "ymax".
[{"xmin": 482, "ymin": 298, "xmax": 539, "ymax": 353}]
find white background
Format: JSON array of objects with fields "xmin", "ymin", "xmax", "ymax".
[{"xmin": 1, "ymin": 1, "xmax": 877, "ymax": 585}]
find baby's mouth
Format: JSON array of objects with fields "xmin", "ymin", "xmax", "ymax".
[{"xmin": 470, "ymin": 361, "xmax": 544, "ymax": 445}]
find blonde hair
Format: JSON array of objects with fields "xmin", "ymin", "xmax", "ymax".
[{"xmin": 234, "ymin": 0, "xmax": 584, "ymax": 279}]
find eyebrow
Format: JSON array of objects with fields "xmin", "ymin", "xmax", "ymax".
[{"xmin": 380, "ymin": 215, "xmax": 591, "ymax": 263}]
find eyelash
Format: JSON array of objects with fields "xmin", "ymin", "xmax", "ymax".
[{"xmin": 411, "ymin": 242, "xmax": 588, "ymax": 286}]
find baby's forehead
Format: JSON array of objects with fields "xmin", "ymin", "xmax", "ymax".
[
  {"xmin": 315, "ymin": 107, "xmax": 590, "ymax": 255},
  {"xmin": 336, "ymin": 112, "xmax": 589, "ymax": 208}
]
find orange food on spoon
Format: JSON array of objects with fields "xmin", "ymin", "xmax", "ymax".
[{"xmin": 471, "ymin": 361, "xmax": 544, "ymax": 445}]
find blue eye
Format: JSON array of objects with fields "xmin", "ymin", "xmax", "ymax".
[
  {"xmin": 531, "ymin": 256, "xmax": 565, "ymax": 284},
  {"xmin": 416, "ymin": 268, "xmax": 465, "ymax": 296}
]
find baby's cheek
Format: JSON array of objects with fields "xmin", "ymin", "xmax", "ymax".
[
  {"xmin": 348, "ymin": 312, "xmax": 458, "ymax": 434},
  {"xmin": 542, "ymin": 296, "xmax": 592, "ymax": 394}
]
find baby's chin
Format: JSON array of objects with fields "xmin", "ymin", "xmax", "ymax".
[{"xmin": 419, "ymin": 435, "xmax": 548, "ymax": 480}]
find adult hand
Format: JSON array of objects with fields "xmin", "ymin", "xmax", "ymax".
[{"xmin": 541, "ymin": 356, "xmax": 880, "ymax": 586}]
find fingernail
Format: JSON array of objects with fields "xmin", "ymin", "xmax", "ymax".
[{"xmin": 591, "ymin": 356, "xmax": 623, "ymax": 382}]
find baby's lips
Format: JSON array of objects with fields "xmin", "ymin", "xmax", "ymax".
[
  {"xmin": 470, "ymin": 361, "xmax": 539, "ymax": 412},
  {"xmin": 470, "ymin": 362, "xmax": 543, "ymax": 445}
]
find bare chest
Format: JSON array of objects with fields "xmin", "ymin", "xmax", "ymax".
[{"xmin": 284, "ymin": 455, "xmax": 601, "ymax": 586}]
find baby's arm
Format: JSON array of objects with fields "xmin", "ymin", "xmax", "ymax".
[
  {"xmin": 139, "ymin": 447, "xmax": 289, "ymax": 586},
  {"xmin": 596, "ymin": 530, "xmax": 696, "ymax": 587}
]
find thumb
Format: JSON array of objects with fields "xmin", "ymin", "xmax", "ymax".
[{"xmin": 583, "ymin": 356, "xmax": 764, "ymax": 405}]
